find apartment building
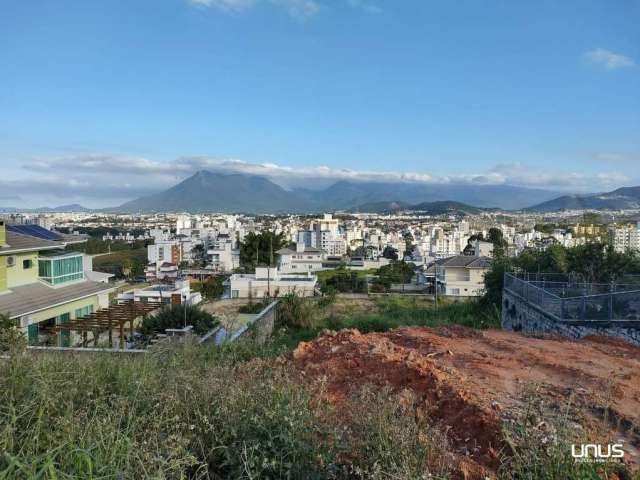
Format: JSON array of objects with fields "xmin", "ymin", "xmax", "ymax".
[
  {"xmin": 0, "ymin": 221, "xmax": 114, "ymax": 346},
  {"xmin": 609, "ymin": 223, "xmax": 640, "ymax": 253}
]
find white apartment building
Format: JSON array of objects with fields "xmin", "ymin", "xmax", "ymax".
[
  {"xmin": 610, "ymin": 223, "xmax": 640, "ymax": 253},
  {"xmin": 297, "ymin": 214, "xmax": 347, "ymax": 256},
  {"xmin": 207, "ymin": 236, "xmax": 240, "ymax": 272}
]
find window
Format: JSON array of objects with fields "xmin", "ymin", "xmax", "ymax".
[
  {"xmin": 450, "ymin": 288, "xmax": 460, "ymax": 295},
  {"xmin": 23, "ymin": 259, "xmax": 33, "ymax": 269},
  {"xmin": 232, "ymin": 290, "xmax": 239, "ymax": 298},
  {"xmin": 38, "ymin": 253, "xmax": 84, "ymax": 285},
  {"xmin": 74, "ymin": 304, "xmax": 94, "ymax": 319}
]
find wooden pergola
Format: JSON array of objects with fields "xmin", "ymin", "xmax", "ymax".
[{"xmin": 51, "ymin": 301, "xmax": 163, "ymax": 349}]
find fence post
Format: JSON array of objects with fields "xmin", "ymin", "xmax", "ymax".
[
  {"xmin": 561, "ymin": 298, "xmax": 566, "ymax": 320},
  {"xmin": 608, "ymin": 293, "xmax": 613, "ymax": 320},
  {"xmin": 580, "ymin": 296, "xmax": 586, "ymax": 321}
]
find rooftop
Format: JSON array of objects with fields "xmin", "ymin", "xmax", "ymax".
[
  {"xmin": 0, "ymin": 280, "xmax": 115, "ymax": 319},
  {"xmin": 0, "ymin": 231, "xmax": 64, "ymax": 255}
]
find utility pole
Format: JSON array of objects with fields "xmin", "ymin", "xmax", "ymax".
[
  {"xmin": 268, "ymin": 233, "xmax": 274, "ymax": 298},
  {"xmin": 434, "ymin": 262, "xmax": 438, "ymax": 312}
]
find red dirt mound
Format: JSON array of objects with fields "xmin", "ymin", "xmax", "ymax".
[{"xmin": 292, "ymin": 327, "xmax": 640, "ymax": 478}]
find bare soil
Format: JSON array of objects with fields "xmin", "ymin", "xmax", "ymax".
[{"xmin": 292, "ymin": 326, "xmax": 640, "ymax": 478}]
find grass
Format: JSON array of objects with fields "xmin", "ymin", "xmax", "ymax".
[
  {"xmin": 0, "ymin": 343, "xmax": 453, "ymax": 479},
  {"xmin": 499, "ymin": 385, "xmax": 634, "ymax": 480},
  {"xmin": 92, "ymin": 247, "xmax": 147, "ymax": 277},
  {"xmin": 315, "ymin": 267, "xmax": 377, "ymax": 283},
  {"xmin": 270, "ymin": 295, "xmax": 501, "ymax": 350},
  {"xmin": 2, "ymin": 296, "xmax": 636, "ymax": 479}
]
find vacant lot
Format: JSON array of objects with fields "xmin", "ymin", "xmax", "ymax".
[{"xmin": 293, "ymin": 326, "xmax": 640, "ymax": 477}]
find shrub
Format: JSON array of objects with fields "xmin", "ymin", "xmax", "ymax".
[
  {"xmin": 140, "ymin": 304, "xmax": 218, "ymax": 336},
  {"xmin": 0, "ymin": 313, "xmax": 26, "ymax": 354},
  {"xmin": 277, "ymin": 292, "xmax": 319, "ymax": 329},
  {"xmin": 238, "ymin": 301, "xmax": 269, "ymax": 314}
]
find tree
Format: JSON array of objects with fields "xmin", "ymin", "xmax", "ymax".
[
  {"xmin": 240, "ymin": 231, "xmax": 288, "ymax": 271},
  {"xmin": 199, "ymin": 276, "xmax": 225, "ymax": 300},
  {"xmin": 190, "ymin": 244, "xmax": 206, "ymax": 267},
  {"xmin": 487, "ymin": 227, "xmax": 508, "ymax": 257},
  {"xmin": 382, "ymin": 246, "xmax": 399, "ymax": 261},
  {"xmin": 403, "ymin": 232, "xmax": 414, "ymax": 258}
]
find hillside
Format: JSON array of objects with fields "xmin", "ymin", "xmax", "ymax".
[
  {"xmin": 116, "ymin": 171, "xmax": 313, "ymax": 214},
  {"xmin": 407, "ymin": 200, "xmax": 484, "ymax": 215},
  {"xmin": 0, "ymin": 204, "xmax": 91, "ymax": 213},
  {"xmin": 349, "ymin": 199, "xmax": 484, "ymax": 215},
  {"xmin": 528, "ymin": 185, "xmax": 640, "ymax": 212}
]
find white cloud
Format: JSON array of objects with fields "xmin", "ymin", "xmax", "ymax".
[
  {"xmin": 347, "ymin": 0, "xmax": 382, "ymax": 14},
  {"xmin": 187, "ymin": 0, "xmax": 384, "ymax": 18},
  {"xmin": 187, "ymin": 0, "xmax": 255, "ymax": 11},
  {"xmin": 187, "ymin": 0, "xmax": 319, "ymax": 18},
  {"xmin": 584, "ymin": 48, "xmax": 635, "ymax": 70},
  {"xmin": 10, "ymin": 154, "xmax": 633, "ymax": 206}
]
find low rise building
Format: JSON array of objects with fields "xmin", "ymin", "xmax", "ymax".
[
  {"xmin": 117, "ymin": 279, "xmax": 201, "ymax": 306},
  {"xmin": 224, "ymin": 267, "xmax": 317, "ymax": 299},
  {"xmin": 426, "ymin": 255, "xmax": 492, "ymax": 297},
  {"xmin": 276, "ymin": 244, "xmax": 325, "ymax": 273}
]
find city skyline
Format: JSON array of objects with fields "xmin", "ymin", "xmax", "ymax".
[{"xmin": 2, "ymin": 0, "xmax": 639, "ymax": 207}]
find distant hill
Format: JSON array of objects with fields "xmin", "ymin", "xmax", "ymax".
[
  {"xmin": 407, "ymin": 200, "xmax": 484, "ymax": 216},
  {"xmin": 348, "ymin": 201, "xmax": 411, "ymax": 213},
  {"xmin": 527, "ymin": 186, "xmax": 640, "ymax": 212},
  {"xmin": 0, "ymin": 204, "xmax": 91, "ymax": 213},
  {"xmin": 349, "ymin": 200, "xmax": 483, "ymax": 215},
  {"xmin": 115, "ymin": 171, "xmax": 314, "ymax": 214},
  {"xmin": 111, "ymin": 170, "xmax": 561, "ymax": 214}
]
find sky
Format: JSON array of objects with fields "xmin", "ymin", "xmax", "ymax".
[{"xmin": 1, "ymin": 0, "xmax": 639, "ymax": 208}]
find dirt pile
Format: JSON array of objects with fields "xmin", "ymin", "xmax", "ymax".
[{"xmin": 292, "ymin": 326, "xmax": 640, "ymax": 477}]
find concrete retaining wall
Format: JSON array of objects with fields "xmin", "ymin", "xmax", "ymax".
[
  {"xmin": 502, "ymin": 290, "xmax": 640, "ymax": 347},
  {"xmin": 230, "ymin": 300, "xmax": 278, "ymax": 345}
]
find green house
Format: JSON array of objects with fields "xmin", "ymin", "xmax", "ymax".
[{"xmin": 0, "ymin": 221, "xmax": 115, "ymax": 347}]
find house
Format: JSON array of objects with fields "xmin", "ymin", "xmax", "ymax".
[
  {"xmin": 224, "ymin": 267, "xmax": 317, "ymax": 299},
  {"xmin": 117, "ymin": 279, "xmax": 201, "ymax": 306},
  {"xmin": 0, "ymin": 221, "xmax": 115, "ymax": 346},
  {"xmin": 425, "ymin": 255, "xmax": 492, "ymax": 297},
  {"xmin": 276, "ymin": 244, "xmax": 325, "ymax": 273}
]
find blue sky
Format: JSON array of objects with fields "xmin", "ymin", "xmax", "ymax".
[{"xmin": 1, "ymin": 0, "xmax": 639, "ymax": 207}]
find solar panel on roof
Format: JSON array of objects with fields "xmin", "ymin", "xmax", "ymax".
[{"xmin": 7, "ymin": 224, "xmax": 63, "ymax": 241}]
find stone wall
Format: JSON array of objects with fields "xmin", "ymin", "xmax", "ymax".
[{"xmin": 502, "ymin": 289, "xmax": 640, "ymax": 347}]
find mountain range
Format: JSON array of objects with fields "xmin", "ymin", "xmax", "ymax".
[
  {"xmin": 4, "ymin": 171, "xmax": 639, "ymax": 214},
  {"xmin": 113, "ymin": 171, "xmax": 561, "ymax": 214},
  {"xmin": 348, "ymin": 200, "xmax": 485, "ymax": 216},
  {"xmin": 527, "ymin": 186, "xmax": 640, "ymax": 212},
  {"xmin": 0, "ymin": 204, "xmax": 92, "ymax": 214}
]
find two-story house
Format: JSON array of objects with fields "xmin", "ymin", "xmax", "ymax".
[
  {"xmin": 276, "ymin": 244, "xmax": 325, "ymax": 274},
  {"xmin": 426, "ymin": 255, "xmax": 492, "ymax": 297},
  {"xmin": 0, "ymin": 221, "xmax": 115, "ymax": 346}
]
